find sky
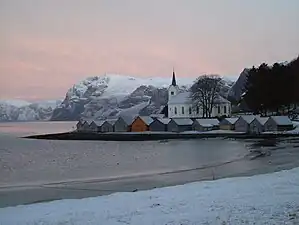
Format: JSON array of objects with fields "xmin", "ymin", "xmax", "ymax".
[{"xmin": 0, "ymin": 0, "xmax": 299, "ymax": 101}]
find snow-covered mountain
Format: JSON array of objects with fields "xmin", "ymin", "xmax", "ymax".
[
  {"xmin": 0, "ymin": 74, "xmax": 234, "ymax": 122},
  {"xmin": 0, "ymin": 100, "xmax": 62, "ymax": 121},
  {"xmin": 51, "ymin": 74, "xmax": 233, "ymax": 121}
]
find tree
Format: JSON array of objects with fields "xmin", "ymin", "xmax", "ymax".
[
  {"xmin": 242, "ymin": 55, "xmax": 299, "ymax": 116},
  {"xmin": 190, "ymin": 75, "xmax": 224, "ymax": 118}
]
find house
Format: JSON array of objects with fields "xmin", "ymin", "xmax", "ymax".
[
  {"xmin": 149, "ymin": 118, "xmax": 171, "ymax": 132},
  {"xmin": 192, "ymin": 118, "xmax": 220, "ymax": 131},
  {"xmin": 235, "ymin": 115, "xmax": 257, "ymax": 133},
  {"xmin": 114, "ymin": 117, "xmax": 130, "ymax": 132},
  {"xmin": 100, "ymin": 121, "xmax": 114, "ymax": 133},
  {"xmin": 219, "ymin": 118, "xmax": 238, "ymax": 130},
  {"xmin": 264, "ymin": 116, "xmax": 294, "ymax": 132},
  {"xmin": 121, "ymin": 115, "xmax": 137, "ymax": 132},
  {"xmin": 167, "ymin": 118, "xmax": 193, "ymax": 132},
  {"xmin": 76, "ymin": 119, "xmax": 85, "ymax": 131},
  {"xmin": 80, "ymin": 120, "xmax": 93, "ymax": 132},
  {"xmin": 167, "ymin": 71, "xmax": 231, "ymax": 119},
  {"xmin": 249, "ymin": 117, "xmax": 269, "ymax": 134},
  {"xmin": 131, "ymin": 116, "xmax": 154, "ymax": 132},
  {"xmin": 89, "ymin": 120, "xmax": 105, "ymax": 132}
]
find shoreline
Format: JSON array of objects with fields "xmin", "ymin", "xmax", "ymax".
[{"xmin": 23, "ymin": 131, "xmax": 299, "ymax": 141}]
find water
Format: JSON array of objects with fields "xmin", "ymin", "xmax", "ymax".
[
  {"xmin": 0, "ymin": 128, "xmax": 248, "ymax": 186},
  {"xmin": 1, "ymin": 122, "xmax": 299, "ymax": 207},
  {"xmin": 0, "ymin": 121, "xmax": 76, "ymax": 137}
]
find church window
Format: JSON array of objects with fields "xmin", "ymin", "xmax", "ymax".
[
  {"xmin": 218, "ymin": 106, "xmax": 221, "ymax": 114},
  {"xmin": 182, "ymin": 106, "xmax": 185, "ymax": 114},
  {"xmin": 171, "ymin": 91, "xmax": 174, "ymax": 95},
  {"xmin": 196, "ymin": 106, "xmax": 199, "ymax": 114},
  {"xmin": 189, "ymin": 106, "xmax": 192, "ymax": 114},
  {"xmin": 174, "ymin": 107, "xmax": 177, "ymax": 114},
  {"xmin": 224, "ymin": 106, "xmax": 227, "ymax": 114}
]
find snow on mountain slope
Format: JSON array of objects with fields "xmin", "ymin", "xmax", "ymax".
[
  {"xmin": 1, "ymin": 74, "xmax": 234, "ymax": 121},
  {"xmin": 67, "ymin": 74, "xmax": 193, "ymax": 100},
  {"xmin": 0, "ymin": 100, "xmax": 62, "ymax": 121},
  {"xmin": 52, "ymin": 74, "xmax": 234, "ymax": 121},
  {"xmin": 0, "ymin": 99, "xmax": 31, "ymax": 107}
]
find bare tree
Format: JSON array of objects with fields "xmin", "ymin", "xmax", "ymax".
[{"xmin": 190, "ymin": 75, "xmax": 224, "ymax": 118}]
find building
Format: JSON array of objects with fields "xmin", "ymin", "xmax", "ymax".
[
  {"xmin": 167, "ymin": 118, "xmax": 193, "ymax": 132},
  {"xmin": 114, "ymin": 117, "xmax": 130, "ymax": 132},
  {"xmin": 79, "ymin": 120, "xmax": 93, "ymax": 132},
  {"xmin": 121, "ymin": 115, "xmax": 137, "ymax": 132},
  {"xmin": 249, "ymin": 117, "xmax": 269, "ymax": 134},
  {"xmin": 264, "ymin": 116, "xmax": 294, "ymax": 132},
  {"xmin": 149, "ymin": 118, "xmax": 171, "ymax": 132},
  {"xmin": 192, "ymin": 118, "xmax": 220, "ymax": 131},
  {"xmin": 167, "ymin": 72, "xmax": 231, "ymax": 119},
  {"xmin": 100, "ymin": 121, "xmax": 114, "ymax": 132},
  {"xmin": 235, "ymin": 115, "xmax": 257, "ymax": 133},
  {"xmin": 131, "ymin": 116, "xmax": 154, "ymax": 132},
  {"xmin": 76, "ymin": 119, "xmax": 85, "ymax": 131},
  {"xmin": 89, "ymin": 120, "xmax": 105, "ymax": 132},
  {"xmin": 219, "ymin": 118, "xmax": 238, "ymax": 130}
]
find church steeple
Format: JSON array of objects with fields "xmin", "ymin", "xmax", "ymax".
[
  {"xmin": 168, "ymin": 70, "xmax": 179, "ymax": 101},
  {"xmin": 171, "ymin": 70, "xmax": 177, "ymax": 86}
]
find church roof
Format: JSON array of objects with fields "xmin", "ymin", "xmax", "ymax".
[
  {"xmin": 171, "ymin": 71, "xmax": 177, "ymax": 86},
  {"xmin": 168, "ymin": 91, "xmax": 230, "ymax": 105},
  {"xmin": 214, "ymin": 95, "xmax": 231, "ymax": 104},
  {"xmin": 168, "ymin": 92, "xmax": 192, "ymax": 104}
]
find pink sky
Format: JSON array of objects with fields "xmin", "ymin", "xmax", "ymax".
[{"xmin": 1, "ymin": 0, "xmax": 299, "ymax": 101}]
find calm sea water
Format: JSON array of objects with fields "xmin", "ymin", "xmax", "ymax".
[
  {"xmin": 0, "ymin": 121, "xmax": 76, "ymax": 136},
  {"xmin": 1, "ymin": 121, "xmax": 299, "ymax": 190},
  {"xmin": 0, "ymin": 121, "xmax": 254, "ymax": 187}
]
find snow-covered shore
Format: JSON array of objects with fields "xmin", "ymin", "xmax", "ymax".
[{"xmin": 1, "ymin": 168, "xmax": 299, "ymax": 225}]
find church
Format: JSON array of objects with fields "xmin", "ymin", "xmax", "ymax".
[{"xmin": 167, "ymin": 72, "xmax": 231, "ymax": 119}]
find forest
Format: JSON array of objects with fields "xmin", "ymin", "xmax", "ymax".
[{"xmin": 242, "ymin": 56, "xmax": 299, "ymax": 116}]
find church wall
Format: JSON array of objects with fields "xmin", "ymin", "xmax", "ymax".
[
  {"xmin": 168, "ymin": 103, "xmax": 202, "ymax": 118},
  {"xmin": 168, "ymin": 102, "xmax": 231, "ymax": 118}
]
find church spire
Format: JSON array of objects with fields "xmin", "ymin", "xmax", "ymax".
[{"xmin": 171, "ymin": 70, "xmax": 177, "ymax": 86}]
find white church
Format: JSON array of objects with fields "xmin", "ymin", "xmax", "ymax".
[{"xmin": 167, "ymin": 72, "xmax": 231, "ymax": 118}]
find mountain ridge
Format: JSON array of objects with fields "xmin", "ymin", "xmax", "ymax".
[{"xmin": 1, "ymin": 74, "xmax": 235, "ymax": 121}]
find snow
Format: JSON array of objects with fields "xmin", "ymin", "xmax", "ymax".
[
  {"xmin": 168, "ymin": 92, "xmax": 192, "ymax": 104},
  {"xmin": 106, "ymin": 118, "xmax": 118, "ymax": 125},
  {"xmin": 92, "ymin": 120, "xmax": 105, "ymax": 126},
  {"xmin": 68, "ymin": 74, "xmax": 195, "ymax": 101},
  {"xmin": 31, "ymin": 100, "xmax": 63, "ymax": 109},
  {"xmin": 139, "ymin": 116, "xmax": 154, "ymax": 125},
  {"xmin": 0, "ymin": 99, "xmax": 62, "ymax": 121},
  {"xmin": 222, "ymin": 117, "xmax": 238, "ymax": 125},
  {"xmin": 172, "ymin": 118, "xmax": 193, "ymax": 125},
  {"xmin": 255, "ymin": 116, "xmax": 269, "ymax": 125},
  {"xmin": 1, "ymin": 168, "xmax": 299, "ymax": 225},
  {"xmin": 194, "ymin": 118, "xmax": 220, "ymax": 126},
  {"xmin": 240, "ymin": 115, "xmax": 257, "ymax": 124},
  {"xmin": 156, "ymin": 118, "xmax": 171, "ymax": 124},
  {"xmin": 0, "ymin": 99, "xmax": 30, "ymax": 107},
  {"xmin": 271, "ymin": 116, "xmax": 293, "ymax": 126}
]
